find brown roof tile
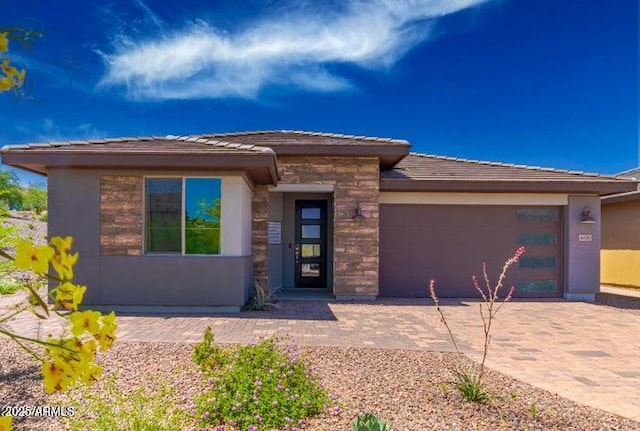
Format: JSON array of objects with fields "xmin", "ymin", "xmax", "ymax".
[
  {"xmin": 197, "ymin": 130, "xmax": 410, "ymax": 146},
  {"xmin": 1, "ymin": 136, "xmax": 274, "ymax": 155},
  {"xmin": 381, "ymin": 153, "xmax": 637, "ymax": 195},
  {"xmin": 383, "ymin": 153, "xmax": 627, "ymax": 182}
]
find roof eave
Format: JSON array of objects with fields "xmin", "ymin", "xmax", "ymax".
[
  {"xmin": 1, "ymin": 151, "xmax": 279, "ymax": 185},
  {"xmin": 268, "ymin": 144, "xmax": 409, "ymax": 167},
  {"xmin": 601, "ymin": 189, "xmax": 640, "ymax": 204},
  {"xmin": 380, "ymin": 179, "xmax": 639, "ymax": 195}
]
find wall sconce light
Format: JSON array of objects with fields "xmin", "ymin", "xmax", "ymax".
[
  {"xmin": 352, "ymin": 202, "xmax": 366, "ymax": 220},
  {"xmin": 580, "ymin": 205, "xmax": 596, "ymax": 224}
]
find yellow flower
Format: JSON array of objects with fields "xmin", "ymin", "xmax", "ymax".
[
  {"xmin": 0, "ymin": 76, "xmax": 12, "ymax": 91},
  {"xmin": 80, "ymin": 363, "xmax": 103, "ymax": 385},
  {"xmin": 95, "ymin": 312, "xmax": 117, "ymax": 351},
  {"xmin": 0, "ymin": 59, "xmax": 25, "ymax": 90},
  {"xmin": 0, "ymin": 32, "xmax": 8, "ymax": 53},
  {"xmin": 0, "ymin": 415, "xmax": 12, "ymax": 431},
  {"xmin": 14, "ymin": 240, "xmax": 54, "ymax": 274},
  {"xmin": 54, "ymin": 282, "xmax": 86, "ymax": 310},
  {"xmin": 50, "ymin": 236, "xmax": 74, "ymax": 253},
  {"xmin": 51, "ymin": 250, "xmax": 79, "ymax": 280},
  {"xmin": 69, "ymin": 310, "xmax": 101, "ymax": 336},
  {"xmin": 78, "ymin": 339, "xmax": 97, "ymax": 362},
  {"xmin": 42, "ymin": 359, "xmax": 73, "ymax": 393}
]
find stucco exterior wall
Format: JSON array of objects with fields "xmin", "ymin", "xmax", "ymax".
[
  {"xmin": 49, "ymin": 169, "xmax": 254, "ymax": 310},
  {"xmin": 271, "ymin": 156, "xmax": 380, "ymax": 297},
  {"xmin": 601, "ymin": 199, "xmax": 640, "ymax": 287},
  {"xmin": 564, "ymin": 196, "xmax": 601, "ymax": 300}
]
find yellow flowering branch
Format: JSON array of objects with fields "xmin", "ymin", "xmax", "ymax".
[
  {"xmin": 0, "ymin": 32, "xmax": 26, "ymax": 92},
  {"xmin": 0, "ymin": 236, "xmax": 117, "ymax": 393}
]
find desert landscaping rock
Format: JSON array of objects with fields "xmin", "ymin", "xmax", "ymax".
[{"xmin": 1, "ymin": 340, "xmax": 639, "ymax": 431}]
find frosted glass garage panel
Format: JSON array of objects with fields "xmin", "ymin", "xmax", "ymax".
[
  {"xmin": 519, "ymin": 257, "xmax": 556, "ymax": 269},
  {"xmin": 516, "ymin": 280, "xmax": 557, "ymax": 293},
  {"xmin": 517, "ymin": 208, "xmax": 559, "ymax": 222},
  {"xmin": 518, "ymin": 233, "xmax": 557, "ymax": 245}
]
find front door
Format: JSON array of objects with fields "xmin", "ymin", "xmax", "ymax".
[{"xmin": 294, "ymin": 200, "xmax": 327, "ymax": 288}]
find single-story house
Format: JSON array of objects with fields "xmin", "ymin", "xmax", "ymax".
[
  {"xmin": 601, "ymin": 167, "xmax": 640, "ymax": 288},
  {"xmin": 1, "ymin": 131, "xmax": 636, "ymax": 312}
]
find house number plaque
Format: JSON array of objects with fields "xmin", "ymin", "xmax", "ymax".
[{"xmin": 578, "ymin": 234, "xmax": 593, "ymax": 242}]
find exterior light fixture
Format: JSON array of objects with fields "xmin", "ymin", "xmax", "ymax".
[
  {"xmin": 352, "ymin": 202, "xmax": 366, "ymax": 220},
  {"xmin": 580, "ymin": 205, "xmax": 596, "ymax": 224}
]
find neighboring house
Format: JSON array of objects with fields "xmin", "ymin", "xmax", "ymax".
[
  {"xmin": 601, "ymin": 167, "xmax": 640, "ymax": 288},
  {"xmin": 1, "ymin": 131, "xmax": 636, "ymax": 312}
]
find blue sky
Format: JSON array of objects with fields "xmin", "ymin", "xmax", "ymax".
[{"xmin": 1, "ymin": 0, "xmax": 637, "ymax": 184}]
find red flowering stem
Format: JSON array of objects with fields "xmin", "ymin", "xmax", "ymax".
[{"xmin": 429, "ymin": 279, "xmax": 461, "ymax": 355}]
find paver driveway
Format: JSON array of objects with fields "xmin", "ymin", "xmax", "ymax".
[{"xmin": 5, "ymin": 297, "xmax": 640, "ymax": 422}]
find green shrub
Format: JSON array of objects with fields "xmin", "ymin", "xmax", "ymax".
[
  {"xmin": 192, "ymin": 328, "xmax": 332, "ymax": 430},
  {"xmin": 454, "ymin": 369, "xmax": 490, "ymax": 403},
  {"xmin": 0, "ymin": 277, "xmax": 21, "ymax": 294},
  {"xmin": 39, "ymin": 211, "xmax": 48, "ymax": 222},
  {"xmin": 351, "ymin": 413, "xmax": 393, "ymax": 431},
  {"xmin": 22, "ymin": 183, "xmax": 47, "ymax": 214},
  {"xmin": 64, "ymin": 373, "xmax": 188, "ymax": 431}
]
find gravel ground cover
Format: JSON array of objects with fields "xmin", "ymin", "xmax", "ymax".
[{"xmin": 2, "ymin": 340, "xmax": 639, "ymax": 431}]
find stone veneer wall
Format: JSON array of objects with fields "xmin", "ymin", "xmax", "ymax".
[
  {"xmin": 263, "ymin": 156, "xmax": 380, "ymax": 296},
  {"xmin": 100, "ymin": 176, "xmax": 143, "ymax": 256},
  {"xmin": 252, "ymin": 184, "xmax": 270, "ymax": 287}
]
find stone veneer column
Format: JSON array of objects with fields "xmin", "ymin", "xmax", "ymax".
[
  {"xmin": 100, "ymin": 176, "xmax": 143, "ymax": 256},
  {"xmin": 252, "ymin": 185, "xmax": 270, "ymax": 287},
  {"xmin": 276, "ymin": 156, "xmax": 380, "ymax": 298},
  {"xmin": 332, "ymin": 159, "xmax": 379, "ymax": 298}
]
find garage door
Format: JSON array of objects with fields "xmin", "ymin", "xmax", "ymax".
[{"xmin": 379, "ymin": 205, "xmax": 563, "ymax": 298}]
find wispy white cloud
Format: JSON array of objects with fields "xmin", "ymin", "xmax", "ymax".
[
  {"xmin": 99, "ymin": 0, "xmax": 489, "ymax": 100},
  {"xmin": 14, "ymin": 119, "xmax": 108, "ymax": 143}
]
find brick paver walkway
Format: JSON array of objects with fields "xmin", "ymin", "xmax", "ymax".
[{"xmin": 3, "ymin": 296, "xmax": 640, "ymax": 422}]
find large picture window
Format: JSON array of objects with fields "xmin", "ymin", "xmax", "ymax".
[{"xmin": 145, "ymin": 178, "xmax": 222, "ymax": 254}]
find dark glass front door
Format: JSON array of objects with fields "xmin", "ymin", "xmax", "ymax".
[{"xmin": 295, "ymin": 200, "xmax": 327, "ymax": 288}]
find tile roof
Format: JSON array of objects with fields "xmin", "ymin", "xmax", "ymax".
[
  {"xmin": 616, "ymin": 167, "xmax": 640, "ymax": 179},
  {"xmin": 197, "ymin": 130, "xmax": 410, "ymax": 146},
  {"xmin": 1, "ymin": 136, "xmax": 275, "ymax": 155},
  {"xmin": 383, "ymin": 152, "xmax": 630, "ymax": 182}
]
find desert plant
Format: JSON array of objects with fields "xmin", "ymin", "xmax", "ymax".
[
  {"xmin": 453, "ymin": 369, "xmax": 490, "ymax": 403},
  {"xmin": 192, "ymin": 329, "xmax": 332, "ymax": 430},
  {"xmin": 429, "ymin": 246, "xmax": 525, "ymax": 402},
  {"xmin": 247, "ymin": 278, "xmax": 279, "ymax": 311},
  {"xmin": 351, "ymin": 413, "xmax": 392, "ymax": 431},
  {"xmin": 0, "ymin": 236, "xmax": 117, "ymax": 393},
  {"xmin": 0, "ymin": 276, "xmax": 21, "ymax": 294},
  {"xmin": 64, "ymin": 373, "xmax": 188, "ymax": 431},
  {"xmin": 529, "ymin": 402, "xmax": 538, "ymax": 419}
]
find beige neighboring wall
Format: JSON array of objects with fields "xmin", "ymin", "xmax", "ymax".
[
  {"xmin": 601, "ymin": 199, "xmax": 640, "ymax": 287},
  {"xmin": 271, "ymin": 156, "xmax": 380, "ymax": 296}
]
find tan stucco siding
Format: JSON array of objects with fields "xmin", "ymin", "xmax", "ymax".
[
  {"xmin": 601, "ymin": 200, "xmax": 640, "ymax": 287},
  {"xmin": 601, "ymin": 250, "xmax": 640, "ymax": 287}
]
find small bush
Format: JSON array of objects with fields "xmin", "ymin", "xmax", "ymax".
[
  {"xmin": 247, "ymin": 279, "xmax": 278, "ymax": 311},
  {"xmin": 351, "ymin": 413, "xmax": 393, "ymax": 431},
  {"xmin": 39, "ymin": 211, "xmax": 48, "ymax": 222},
  {"xmin": 454, "ymin": 369, "xmax": 490, "ymax": 404},
  {"xmin": 192, "ymin": 328, "xmax": 332, "ymax": 430},
  {"xmin": 0, "ymin": 277, "xmax": 21, "ymax": 294},
  {"xmin": 64, "ymin": 373, "xmax": 188, "ymax": 431}
]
